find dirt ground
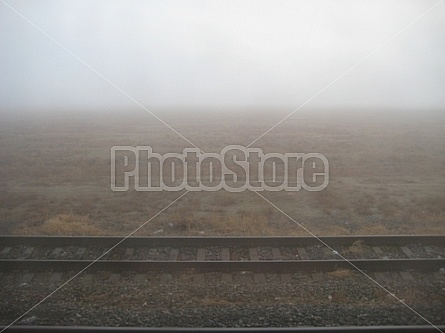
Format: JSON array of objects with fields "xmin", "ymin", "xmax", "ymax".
[{"xmin": 0, "ymin": 108, "xmax": 444, "ymax": 236}]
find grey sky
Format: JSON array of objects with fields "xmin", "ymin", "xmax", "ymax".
[{"xmin": 0, "ymin": 0, "xmax": 444, "ymax": 111}]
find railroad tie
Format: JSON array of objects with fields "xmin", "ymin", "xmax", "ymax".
[
  {"xmin": 80, "ymin": 274, "xmax": 93, "ymax": 283},
  {"xmin": 123, "ymin": 248, "xmax": 134, "ymax": 260},
  {"xmin": 254, "ymin": 273, "xmax": 266, "ymax": 284},
  {"xmin": 147, "ymin": 248, "xmax": 157, "ymax": 260},
  {"xmin": 49, "ymin": 272, "xmax": 63, "ymax": 283},
  {"xmin": 108, "ymin": 273, "xmax": 120, "ymax": 282},
  {"xmin": 134, "ymin": 274, "xmax": 146, "ymax": 283},
  {"xmin": 312, "ymin": 273, "xmax": 323, "ymax": 281},
  {"xmin": 169, "ymin": 248, "xmax": 179, "ymax": 261},
  {"xmin": 400, "ymin": 271, "xmax": 415, "ymax": 282},
  {"xmin": 323, "ymin": 247, "xmax": 333, "ymax": 258},
  {"xmin": 424, "ymin": 246, "xmax": 445, "ymax": 256},
  {"xmin": 222, "ymin": 273, "xmax": 232, "ymax": 283},
  {"xmin": 281, "ymin": 273, "xmax": 292, "ymax": 283},
  {"xmin": 50, "ymin": 247, "xmax": 62, "ymax": 258},
  {"xmin": 374, "ymin": 272, "xmax": 387, "ymax": 283},
  {"xmin": 221, "ymin": 248, "xmax": 230, "ymax": 261},
  {"xmin": 249, "ymin": 248, "xmax": 259, "ymax": 261},
  {"xmin": 194, "ymin": 274, "xmax": 205, "ymax": 284},
  {"xmin": 0, "ymin": 247, "xmax": 11, "ymax": 258},
  {"xmin": 74, "ymin": 247, "xmax": 86, "ymax": 259},
  {"xmin": 20, "ymin": 273, "xmax": 34, "ymax": 284},
  {"xmin": 19, "ymin": 247, "xmax": 34, "ymax": 259},
  {"xmin": 297, "ymin": 247, "xmax": 310, "ymax": 260},
  {"xmin": 269, "ymin": 273, "xmax": 279, "ymax": 283},
  {"xmin": 372, "ymin": 246, "xmax": 383, "ymax": 255},
  {"xmin": 424, "ymin": 246, "xmax": 433, "ymax": 254},
  {"xmin": 271, "ymin": 248, "xmax": 282, "ymax": 260},
  {"xmin": 161, "ymin": 273, "xmax": 172, "ymax": 284},
  {"xmin": 400, "ymin": 246, "xmax": 415, "ymax": 258},
  {"xmin": 196, "ymin": 248, "xmax": 206, "ymax": 261}
]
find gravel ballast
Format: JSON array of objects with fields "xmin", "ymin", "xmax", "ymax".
[{"xmin": 1, "ymin": 270, "xmax": 444, "ymax": 327}]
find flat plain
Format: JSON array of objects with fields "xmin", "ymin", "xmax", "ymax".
[{"xmin": 0, "ymin": 108, "xmax": 444, "ymax": 236}]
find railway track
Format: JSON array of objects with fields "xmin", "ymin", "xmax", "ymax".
[
  {"xmin": 1, "ymin": 325, "xmax": 445, "ymax": 332},
  {"xmin": 0, "ymin": 235, "xmax": 444, "ymax": 274},
  {"xmin": 1, "ymin": 235, "xmax": 444, "ymax": 331}
]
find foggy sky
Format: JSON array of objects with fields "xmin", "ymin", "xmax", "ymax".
[{"xmin": 1, "ymin": 0, "xmax": 444, "ymax": 112}]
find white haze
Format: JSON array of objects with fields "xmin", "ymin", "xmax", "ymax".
[{"xmin": 0, "ymin": 0, "xmax": 444, "ymax": 113}]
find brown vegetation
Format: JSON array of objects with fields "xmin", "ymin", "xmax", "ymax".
[{"xmin": 1, "ymin": 110, "xmax": 444, "ymax": 236}]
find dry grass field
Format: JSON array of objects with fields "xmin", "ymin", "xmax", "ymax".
[{"xmin": 0, "ymin": 109, "xmax": 444, "ymax": 236}]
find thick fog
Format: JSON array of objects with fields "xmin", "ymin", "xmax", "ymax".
[{"xmin": 1, "ymin": 0, "xmax": 444, "ymax": 112}]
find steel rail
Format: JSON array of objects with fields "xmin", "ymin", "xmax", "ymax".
[
  {"xmin": 1, "ymin": 235, "xmax": 445, "ymax": 247},
  {"xmin": 1, "ymin": 258, "xmax": 444, "ymax": 273},
  {"xmin": 1, "ymin": 325, "xmax": 444, "ymax": 332}
]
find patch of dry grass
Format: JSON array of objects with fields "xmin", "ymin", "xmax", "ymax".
[
  {"xmin": 14, "ymin": 213, "xmax": 105, "ymax": 235},
  {"xmin": 328, "ymin": 268, "xmax": 354, "ymax": 278},
  {"xmin": 355, "ymin": 224, "xmax": 390, "ymax": 235},
  {"xmin": 208, "ymin": 213, "xmax": 271, "ymax": 235},
  {"xmin": 343, "ymin": 240, "xmax": 366, "ymax": 256}
]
